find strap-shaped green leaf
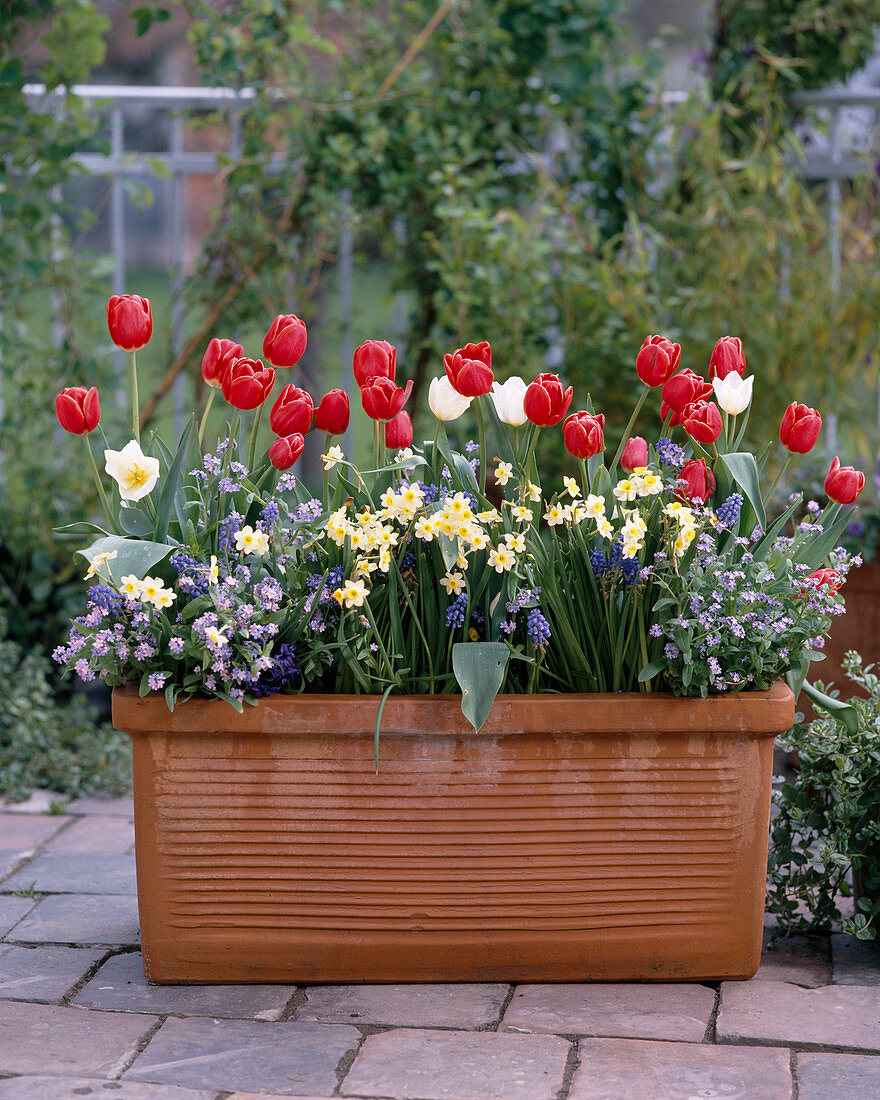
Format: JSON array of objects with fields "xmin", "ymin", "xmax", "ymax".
[
  {"xmin": 153, "ymin": 415, "xmax": 197, "ymax": 542},
  {"xmin": 453, "ymin": 641, "xmax": 509, "ymax": 732},
  {"xmin": 717, "ymin": 452, "xmax": 766, "ymax": 531}
]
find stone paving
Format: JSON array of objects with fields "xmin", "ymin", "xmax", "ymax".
[{"xmin": 0, "ymin": 794, "xmax": 879, "ymax": 1099}]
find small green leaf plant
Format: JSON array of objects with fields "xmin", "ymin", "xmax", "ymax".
[{"xmin": 767, "ymin": 650, "xmax": 880, "ymax": 942}]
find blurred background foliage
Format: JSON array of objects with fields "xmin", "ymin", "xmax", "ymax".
[{"xmin": 2, "ymin": 0, "xmax": 880, "ymax": 722}]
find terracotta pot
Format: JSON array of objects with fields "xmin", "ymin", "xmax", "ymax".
[{"xmin": 112, "ymin": 682, "xmax": 794, "ymax": 984}]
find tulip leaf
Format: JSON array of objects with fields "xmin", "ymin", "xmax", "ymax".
[
  {"xmin": 153, "ymin": 415, "xmax": 197, "ymax": 543},
  {"xmin": 481, "ymin": 395, "xmax": 516, "ymax": 466},
  {"xmin": 77, "ymin": 535, "xmax": 175, "ymax": 585},
  {"xmin": 436, "ymin": 430, "xmax": 479, "ymax": 494},
  {"xmin": 118, "ymin": 505, "xmax": 154, "ymax": 538},
  {"xmin": 717, "ymin": 452, "xmax": 766, "ymax": 531},
  {"xmin": 54, "ymin": 521, "xmax": 112, "ymax": 538},
  {"xmin": 453, "ymin": 641, "xmax": 509, "ymax": 732}
]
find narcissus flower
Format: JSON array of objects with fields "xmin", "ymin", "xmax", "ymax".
[
  {"xmin": 104, "ymin": 440, "xmax": 160, "ymax": 502},
  {"xmin": 262, "ymin": 313, "xmax": 307, "ymax": 368},
  {"xmin": 201, "ymin": 338, "xmax": 243, "ymax": 389},
  {"xmin": 443, "ymin": 341, "xmax": 494, "ymax": 397},
  {"xmin": 524, "ymin": 373, "xmax": 573, "ymax": 427},
  {"xmin": 55, "ymin": 386, "xmax": 100, "ymax": 435},
  {"xmin": 107, "ymin": 295, "xmax": 152, "ymax": 351}
]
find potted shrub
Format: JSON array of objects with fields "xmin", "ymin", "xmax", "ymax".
[{"xmin": 55, "ymin": 311, "xmax": 862, "ymax": 982}]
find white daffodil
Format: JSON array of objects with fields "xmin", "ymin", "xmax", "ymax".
[
  {"xmin": 494, "ymin": 460, "xmax": 514, "ymax": 487},
  {"xmin": 84, "ymin": 549, "xmax": 117, "ymax": 579},
  {"xmin": 490, "ymin": 377, "xmax": 528, "ymax": 426},
  {"xmin": 712, "ymin": 372, "xmax": 754, "ymax": 416},
  {"xmin": 428, "ymin": 376, "xmax": 473, "ymax": 421},
  {"xmin": 321, "ymin": 445, "xmax": 345, "ymax": 470},
  {"xmin": 104, "ymin": 440, "xmax": 160, "ymax": 502}
]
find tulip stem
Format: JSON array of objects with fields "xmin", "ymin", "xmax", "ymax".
[
  {"xmin": 763, "ymin": 451, "xmax": 794, "ymax": 511},
  {"xmin": 610, "ymin": 385, "xmax": 650, "ymax": 473},
  {"xmin": 198, "ymin": 389, "xmax": 216, "ymax": 450},
  {"xmin": 129, "ymin": 350, "xmax": 140, "ymax": 445},
  {"xmin": 373, "ymin": 420, "xmax": 381, "ymax": 475},
  {"xmin": 322, "ymin": 431, "xmax": 331, "ymax": 509},
  {"xmin": 83, "ymin": 436, "xmax": 116, "ymax": 533},
  {"xmin": 247, "ymin": 401, "xmax": 265, "ymax": 474},
  {"xmin": 475, "ymin": 396, "xmax": 487, "ymax": 499}
]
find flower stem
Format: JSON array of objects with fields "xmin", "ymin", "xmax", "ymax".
[
  {"xmin": 198, "ymin": 388, "xmax": 216, "ymax": 449},
  {"xmin": 610, "ymin": 385, "xmax": 650, "ymax": 472},
  {"xmin": 247, "ymin": 400, "xmax": 265, "ymax": 473},
  {"xmin": 322, "ymin": 431, "xmax": 331, "ymax": 509},
  {"xmin": 83, "ymin": 435, "xmax": 116, "ymax": 532},
  {"xmin": 129, "ymin": 350, "xmax": 140, "ymax": 444},
  {"xmin": 475, "ymin": 395, "xmax": 487, "ymax": 499},
  {"xmin": 763, "ymin": 451, "xmax": 794, "ymax": 511}
]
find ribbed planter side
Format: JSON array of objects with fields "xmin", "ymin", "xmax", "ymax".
[{"xmin": 113, "ymin": 683, "xmax": 794, "ymax": 984}]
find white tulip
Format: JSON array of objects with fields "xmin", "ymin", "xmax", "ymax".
[
  {"xmin": 491, "ymin": 377, "xmax": 528, "ymax": 426},
  {"xmin": 712, "ymin": 373, "xmax": 754, "ymax": 416},
  {"xmin": 428, "ymin": 376, "xmax": 472, "ymax": 421},
  {"xmin": 104, "ymin": 440, "xmax": 160, "ymax": 502}
]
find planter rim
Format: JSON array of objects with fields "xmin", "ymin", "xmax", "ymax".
[{"xmin": 112, "ymin": 680, "xmax": 794, "ymax": 738}]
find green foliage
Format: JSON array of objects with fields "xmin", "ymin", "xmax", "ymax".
[
  {"xmin": 0, "ymin": 611, "xmax": 130, "ymax": 802},
  {"xmin": 768, "ymin": 650, "xmax": 880, "ymax": 942}
]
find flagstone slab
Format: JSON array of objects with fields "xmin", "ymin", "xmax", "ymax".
[
  {"xmin": 0, "ymin": 791, "xmax": 66, "ymax": 814},
  {"xmin": 0, "ymin": 943, "xmax": 105, "ymax": 1002},
  {"xmin": 718, "ymin": 980, "xmax": 880, "ymax": 1052},
  {"xmin": 0, "ymin": 812, "xmax": 71, "ymax": 849},
  {"xmin": 67, "ymin": 794, "xmax": 135, "ymax": 816},
  {"xmin": 74, "ymin": 951, "xmax": 295, "ymax": 1020},
  {"xmin": 1, "ymin": 853, "xmax": 136, "ymax": 895},
  {"xmin": 501, "ymin": 983, "xmax": 715, "ymax": 1042},
  {"xmin": 124, "ymin": 1016, "xmax": 360, "ymax": 1095},
  {"xmin": 44, "ymin": 816, "xmax": 135, "ymax": 855},
  {"xmin": 297, "ymin": 982, "xmax": 510, "ymax": 1029},
  {"xmin": 0, "ymin": 1000, "xmax": 157, "ymax": 1077},
  {"xmin": 341, "ymin": 1027, "xmax": 571, "ymax": 1100},
  {"xmin": 796, "ymin": 1051, "xmax": 880, "ymax": 1099},
  {"xmin": 754, "ymin": 930, "xmax": 831, "ymax": 987},
  {"xmin": 831, "ymin": 934, "xmax": 880, "ymax": 986},
  {"xmin": 0, "ymin": 897, "xmax": 35, "ymax": 938},
  {"xmin": 0, "ymin": 1078, "xmax": 214, "ymax": 1099},
  {"xmin": 568, "ymin": 1038, "xmax": 792, "ymax": 1100},
  {"xmin": 0, "ymin": 852, "xmax": 27, "ymax": 882},
  {"xmin": 10, "ymin": 893, "xmax": 139, "ymax": 946}
]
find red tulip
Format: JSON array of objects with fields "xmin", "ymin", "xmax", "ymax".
[
  {"xmin": 620, "ymin": 435, "xmax": 648, "ymax": 471},
  {"xmin": 562, "ymin": 411, "xmax": 605, "ymax": 459},
  {"xmin": 262, "ymin": 313, "xmax": 307, "ymax": 369},
  {"xmin": 659, "ymin": 399, "xmax": 684, "ymax": 428},
  {"xmin": 385, "ymin": 411, "xmax": 413, "ymax": 449},
  {"xmin": 221, "ymin": 357, "xmax": 276, "ymax": 410},
  {"xmin": 661, "ymin": 368, "xmax": 713, "ymax": 415},
  {"xmin": 353, "ymin": 340, "xmax": 396, "ymax": 387},
  {"xmin": 677, "ymin": 458, "xmax": 716, "ymax": 504},
  {"xmin": 806, "ymin": 567, "xmax": 843, "ymax": 594},
  {"xmin": 361, "ymin": 375, "xmax": 413, "ymax": 422},
  {"xmin": 314, "ymin": 389, "xmax": 350, "ymax": 435},
  {"xmin": 269, "ymin": 384, "xmax": 314, "ymax": 437},
  {"xmin": 779, "ymin": 402, "xmax": 822, "ymax": 454},
  {"xmin": 443, "ymin": 341, "xmax": 494, "ymax": 398},
  {"xmin": 709, "ymin": 336, "xmax": 746, "ymax": 380},
  {"xmin": 268, "ymin": 433, "xmax": 305, "ymax": 471},
  {"xmin": 636, "ymin": 334, "xmax": 681, "ymax": 387},
  {"xmin": 201, "ymin": 338, "xmax": 243, "ymax": 389},
  {"xmin": 524, "ymin": 373, "xmax": 574, "ymax": 427},
  {"xmin": 824, "ymin": 457, "xmax": 865, "ymax": 505},
  {"xmin": 55, "ymin": 386, "xmax": 100, "ymax": 435},
  {"xmin": 107, "ymin": 295, "xmax": 152, "ymax": 351},
  {"xmin": 681, "ymin": 400, "xmax": 722, "ymax": 444}
]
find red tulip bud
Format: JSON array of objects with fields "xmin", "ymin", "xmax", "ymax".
[
  {"xmin": 269, "ymin": 384, "xmax": 314, "ymax": 437},
  {"xmin": 107, "ymin": 295, "xmax": 152, "ymax": 351},
  {"xmin": 562, "ymin": 411, "xmax": 605, "ymax": 459},
  {"xmin": 353, "ymin": 340, "xmax": 396, "ymax": 387},
  {"xmin": 314, "ymin": 389, "xmax": 350, "ymax": 435},
  {"xmin": 360, "ymin": 375, "xmax": 413, "ymax": 422},
  {"xmin": 201, "ymin": 338, "xmax": 244, "ymax": 389},
  {"xmin": 681, "ymin": 400, "xmax": 722, "ymax": 444},
  {"xmin": 824, "ymin": 457, "xmax": 865, "ymax": 505},
  {"xmin": 636, "ymin": 334, "xmax": 681, "ymax": 387},
  {"xmin": 620, "ymin": 435, "xmax": 648, "ymax": 471},
  {"xmin": 262, "ymin": 313, "xmax": 308, "ymax": 368},
  {"xmin": 55, "ymin": 386, "xmax": 100, "ymax": 435},
  {"xmin": 443, "ymin": 341, "xmax": 494, "ymax": 397},
  {"xmin": 385, "ymin": 411, "xmax": 413, "ymax": 449},
  {"xmin": 709, "ymin": 335, "xmax": 746, "ymax": 380},
  {"xmin": 221, "ymin": 357, "xmax": 276, "ymax": 411},
  {"xmin": 779, "ymin": 402, "xmax": 822, "ymax": 454},
  {"xmin": 268, "ymin": 433, "xmax": 305, "ymax": 470},
  {"xmin": 524, "ymin": 373, "xmax": 574, "ymax": 427},
  {"xmin": 677, "ymin": 458, "xmax": 716, "ymax": 504}
]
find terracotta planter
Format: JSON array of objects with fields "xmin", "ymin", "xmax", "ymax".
[{"xmin": 112, "ymin": 682, "xmax": 794, "ymax": 984}]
